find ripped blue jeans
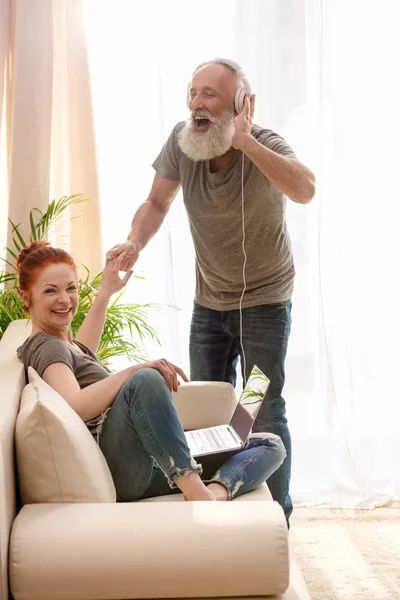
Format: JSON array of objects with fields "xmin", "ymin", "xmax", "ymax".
[{"xmin": 99, "ymin": 369, "xmax": 286, "ymax": 501}]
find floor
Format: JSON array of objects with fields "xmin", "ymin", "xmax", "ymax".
[{"xmin": 290, "ymin": 505, "xmax": 400, "ymax": 600}]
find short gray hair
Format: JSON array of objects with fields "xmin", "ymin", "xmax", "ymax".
[{"xmin": 192, "ymin": 58, "xmax": 244, "ymax": 85}]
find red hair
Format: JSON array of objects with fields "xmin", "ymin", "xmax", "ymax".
[{"xmin": 17, "ymin": 241, "xmax": 77, "ymax": 294}]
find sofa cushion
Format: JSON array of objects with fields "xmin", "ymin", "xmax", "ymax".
[
  {"xmin": 15, "ymin": 367, "xmax": 116, "ymax": 504},
  {"xmin": 10, "ymin": 501, "xmax": 290, "ymax": 600},
  {"xmin": 140, "ymin": 481, "xmax": 274, "ymax": 502}
]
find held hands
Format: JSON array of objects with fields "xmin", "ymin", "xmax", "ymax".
[
  {"xmin": 106, "ymin": 240, "xmax": 139, "ymax": 272},
  {"xmin": 139, "ymin": 359, "xmax": 188, "ymax": 392},
  {"xmin": 98, "ymin": 255, "xmax": 133, "ymax": 299},
  {"xmin": 232, "ymin": 94, "xmax": 256, "ymax": 151}
]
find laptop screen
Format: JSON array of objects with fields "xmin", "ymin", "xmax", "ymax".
[{"xmin": 230, "ymin": 365, "xmax": 270, "ymax": 442}]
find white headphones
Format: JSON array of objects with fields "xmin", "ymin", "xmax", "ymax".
[{"xmin": 189, "ymin": 58, "xmax": 252, "ymax": 113}]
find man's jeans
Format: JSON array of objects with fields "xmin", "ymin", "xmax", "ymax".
[
  {"xmin": 99, "ymin": 369, "xmax": 285, "ymax": 501},
  {"xmin": 189, "ymin": 300, "xmax": 293, "ymax": 523}
]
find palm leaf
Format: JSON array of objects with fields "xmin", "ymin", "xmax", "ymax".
[
  {"xmin": 0, "ymin": 257, "xmax": 17, "ymax": 272},
  {"xmin": 7, "ymin": 219, "xmax": 26, "ymax": 254},
  {"xmin": 33, "ymin": 194, "xmax": 88, "ymax": 241},
  {"xmin": 0, "ymin": 289, "xmax": 27, "ymax": 338},
  {"xmin": 240, "ymin": 367, "xmax": 270, "ymax": 406},
  {"xmin": 5, "ymin": 248, "xmax": 17, "ymax": 260},
  {"xmin": 0, "ymin": 273, "xmax": 17, "ymax": 285},
  {"xmin": 29, "ymin": 211, "xmax": 37, "ymax": 241},
  {"xmin": 9, "ymin": 219, "xmax": 27, "ymax": 250},
  {"xmin": 0, "ymin": 195, "xmax": 89, "ymax": 289}
]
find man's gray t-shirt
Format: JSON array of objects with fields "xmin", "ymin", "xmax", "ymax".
[
  {"xmin": 152, "ymin": 122, "xmax": 296, "ymax": 310},
  {"xmin": 17, "ymin": 332, "xmax": 111, "ymax": 440}
]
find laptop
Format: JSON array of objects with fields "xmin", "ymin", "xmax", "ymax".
[{"xmin": 185, "ymin": 365, "xmax": 270, "ymax": 457}]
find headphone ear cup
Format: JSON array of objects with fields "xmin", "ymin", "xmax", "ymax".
[
  {"xmin": 235, "ymin": 86, "xmax": 246, "ymax": 113},
  {"xmin": 235, "ymin": 75, "xmax": 252, "ymax": 113}
]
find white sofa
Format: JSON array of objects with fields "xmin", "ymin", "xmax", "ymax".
[{"xmin": 0, "ymin": 320, "xmax": 310, "ymax": 600}]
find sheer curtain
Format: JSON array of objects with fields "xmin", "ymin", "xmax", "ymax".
[
  {"xmin": 0, "ymin": 0, "xmax": 103, "ymax": 276},
  {"xmin": 88, "ymin": 0, "xmax": 400, "ymax": 507}
]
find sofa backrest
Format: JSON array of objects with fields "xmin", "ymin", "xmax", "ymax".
[{"xmin": 0, "ymin": 320, "xmax": 31, "ymax": 600}]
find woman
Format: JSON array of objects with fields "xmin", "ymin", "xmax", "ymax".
[{"xmin": 17, "ymin": 241, "xmax": 285, "ymax": 502}]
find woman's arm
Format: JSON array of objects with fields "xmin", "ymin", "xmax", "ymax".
[
  {"xmin": 42, "ymin": 359, "xmax": 188, "ymax": 422},
  {"xmin": 75, "ymin": 257, "xmax": 132, "ymax": 352}
]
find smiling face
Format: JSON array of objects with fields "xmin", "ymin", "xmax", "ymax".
[
  {"xmin": 188, "ymin": 63, "xmax": 238, "ymax": 124},
  {"xmin": 178, "ymin": 63, "xmax": 238, "ymax": 161},
  {"xmin": 22, "ymin": 263, "xmax": 79, "ymax": 334}
]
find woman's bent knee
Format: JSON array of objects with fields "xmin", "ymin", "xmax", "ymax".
[
  {"xmin": 273, "ymin": 436, "xmax": 287, "ymax": 466},
  {"xmin": 250, "ymin": 433, "xmax": 287, "ymax": 466},
  {"xmin": 125, "ymin": 367, "xmax": 167, "ymax": 392},
  {"xmin": 121, "ymin": 367, "xmax": 171, "ymax": 412}
]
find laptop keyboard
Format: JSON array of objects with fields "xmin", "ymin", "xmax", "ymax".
[{"xmin": 187, "ymin": 426, "xmax": 240, "ymax": 453}]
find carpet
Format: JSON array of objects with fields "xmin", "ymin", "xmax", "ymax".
[{"xmin": 290, "ymin": 507, "xmax": 400, "ymax": 600}]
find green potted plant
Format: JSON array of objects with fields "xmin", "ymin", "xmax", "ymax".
[{"xmin": 0, "ymin": 194, "xmax": 161, "ymax": 366}]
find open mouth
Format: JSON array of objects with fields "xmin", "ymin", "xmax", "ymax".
[
  {"xmin": 52, "ymin": 308, "xmax": 72, "ymax": 317},
  {"xmin": 193, "ymin": 117, "xmax": 211, "ymax": 132}
]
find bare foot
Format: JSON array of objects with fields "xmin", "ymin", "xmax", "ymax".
[
  {"xmin": 176, "ymin": 472, "xmax": 217, "ymax": 501},
  {"xmin": 184, "ymin": 488, "xmax": 216, "ymax": 501},
  {"xmin": 207, "ymin": 482, "xmax": 229, "ymax": 501}
]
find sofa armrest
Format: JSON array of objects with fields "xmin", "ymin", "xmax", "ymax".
[
  {"xmin": 0, "ymin": 319, "xmax": 31, "ymax": 361},
  {"xmin": 172, "ymin": 381, "xmax": 237, "ymax": 430},
  {"xmin": 10, "ymin": 501, "xmax": 289, "ymax": 600}
]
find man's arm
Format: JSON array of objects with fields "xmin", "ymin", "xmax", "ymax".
[
  {"xmin": 128, "ymin": 173, "xmax": 181, "ymax": 250},
  {"xmin": 240, "ymin": 137, "xmax": 315, "ymax": 204},
  {"xmin": 233, "ymin": 96, "xmax": 316, "ymax": 205},
  {"xmin": 106, "ymin": 173, "xmax": 181, "ymax": 270}
]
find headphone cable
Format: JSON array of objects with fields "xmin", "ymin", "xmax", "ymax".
[{"xmin": 239, "ymin": 152, "xmax": 247, "ymax": 381}]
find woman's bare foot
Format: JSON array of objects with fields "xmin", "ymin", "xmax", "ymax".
[
  {"xmin": 176, "ymin": 472, "xmax": 216, "ymax": 501},
  {"xmin": 207, "ymin": 482, "xmax": 229, "ymax": 501}
]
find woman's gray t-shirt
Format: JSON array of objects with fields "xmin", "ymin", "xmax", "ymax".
[{"xmin": 17, "ymin": 332, "xmax": 111, "ymax": 439}]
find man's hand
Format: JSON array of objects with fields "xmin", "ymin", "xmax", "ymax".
[
  {"xmin": 98, "ymin": 256, "xmax": 133, "ymax": 299},
  {"xmin": 106, "ymin": 241, "xmax": 139, "ymax": 272},
  {"xmin": 232, "ymin": 94, "xmax": 256, "ymax": 151}
]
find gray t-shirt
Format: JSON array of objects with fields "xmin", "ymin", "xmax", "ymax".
[
  {"xmin": 17, "ymin": 332, "xmax": 111, "ymax": 440},
  {"xmin": 152, "ymin": 122, "xmax": 297, "ymax": 310}
]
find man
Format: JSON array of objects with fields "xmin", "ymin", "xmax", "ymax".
[{"xmin": 107, "ymin": 58, "xmax": 315, "ymax": 524}]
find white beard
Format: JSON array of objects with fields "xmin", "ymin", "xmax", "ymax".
[{"xmin": 178, "ymin": 111, "xmax": 236, "ymax": 161}]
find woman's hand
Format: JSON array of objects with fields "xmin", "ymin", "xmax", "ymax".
[
  {"xmin": 140, "ymin": 359, "xmax": 188, "ymax": 392},
  {"xmin": 106, "ymin": 240, "xmax": 139, "ymax": 271},
  {"xmin": 99, "ymin": 256, "xmax": 133, "ymax": 299}
]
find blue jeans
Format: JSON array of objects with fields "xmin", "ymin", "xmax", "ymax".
[
  {"xmin": 99, "ymin": 369, "xmax": 286, "ymax": 501},
  {"xmin": 189, "ymin": 300, "xmax": 292, "ymax": 524}
]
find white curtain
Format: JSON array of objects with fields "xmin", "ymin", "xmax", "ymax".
[
  {"xmin": 0, "ymin": 0, "xmax": 103, "ymax": 276},
  {"xmin": 84, "ymin": 0, "xmax": 400, "ymax": 507}
]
